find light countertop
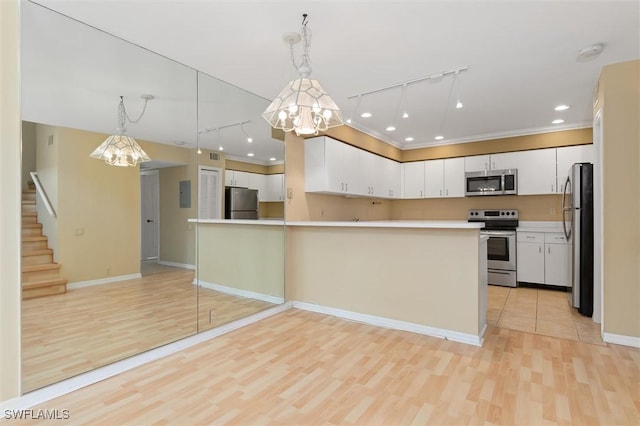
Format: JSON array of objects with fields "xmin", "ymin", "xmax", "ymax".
[
  {"xmin": 188, "ymin": 219, "xmax": 285, "ymax": 226},
  {"xmin": 285, "ymin": 220, "xmax": 484, "ymax": 229}
]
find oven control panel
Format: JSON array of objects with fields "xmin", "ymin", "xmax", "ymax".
[{"xmin": 468, "ymin": 209, "xmax": 519, "ymax": 220}]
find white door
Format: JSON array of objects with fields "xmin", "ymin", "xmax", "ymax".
[
  {"xmin": 140, "ymin": 170, "xmax": 159, "ymax": 260},
  {"xmin": 199, "ymin": 167, "xmax": 222, "ymax": 219}
]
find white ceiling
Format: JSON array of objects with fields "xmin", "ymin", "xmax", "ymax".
[{"xmin": 29, "ymin": 0, "xmax": 639, "ymax": 154}]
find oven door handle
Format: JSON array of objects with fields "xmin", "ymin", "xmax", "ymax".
[{"xmin": 482, "ymin": 231, "xmax": 515, "ymax": 236}]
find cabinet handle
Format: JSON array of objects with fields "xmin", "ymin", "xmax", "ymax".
[
  {"xmin": 346, "ymin": 183, "xmax": 348, "ymax": 192},
  {"xmin": 446, "ymin": 189, "xmax": 449, "ymax": 196},
  {"xmin": 526, "ymin": 236, "xmax": 535, "ymax": 239},
  {"xmin": 492, "ymin": 161, "xmax": 495, "ymax": 169},
  {"xmin": 440, "ymin": 189, "xmax": 442, "ymax": 196},
  {"xmin": 548, "ymin": 246, "xmax": 551, "ymax": 254},
  {"xmin": 341, "ymin": 182, "xmax": 344, "ymax": 191},
  {"xmin": 420, "ymin": 190, "xmax": 423, "ymax": 197},
  {"xmin": 551, "ymin": 184, "xmax": 554, "ymax": 192},
  {"xmin": 539, "ymin": 246, "xmax": 542, "ymax": 253}
]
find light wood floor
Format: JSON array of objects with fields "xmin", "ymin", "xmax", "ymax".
[
  {"xmin": 13, "ymin": 309, "xmax": 639, "ymax": 425},
  {"xmin": 488, "ymin": 285, "xmax": 603, "ymax": 344},
  {"xmin": 22, "ymin": 269, "xmax": 276, "ymax": 392}
]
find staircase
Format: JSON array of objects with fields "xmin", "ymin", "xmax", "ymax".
[{"xmin": 21, "ymin": 185, "xmax": 67, "ymax": 299}]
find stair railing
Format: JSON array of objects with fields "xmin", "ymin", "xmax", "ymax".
[{"xmin": 29, "ymin": 171, "xmax": 56, "ymax": 218}]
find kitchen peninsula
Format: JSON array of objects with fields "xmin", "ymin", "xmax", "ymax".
[{"xmin": 286, "ymin": 220, "xmax": 488, "ymax": 345}]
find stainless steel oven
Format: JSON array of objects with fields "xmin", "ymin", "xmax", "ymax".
[{"xmin": 469, "ymin": 209, "xmax": 519, "ymax": 287}]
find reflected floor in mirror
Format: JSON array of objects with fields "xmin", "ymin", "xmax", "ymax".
[{"xmin": 22, "ymin": 266, "xmax": 277, "ymax": 392}]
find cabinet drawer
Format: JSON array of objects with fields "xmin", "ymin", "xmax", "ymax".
[
  {"xmin": 517, "ymin": 232, "xmax": 544, "ymax": 243},
  {"xmin": 545, "ymin": 232, "xmax": 568, "ymax": 244}
]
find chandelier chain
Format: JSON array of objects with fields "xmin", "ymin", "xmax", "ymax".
[
  {"xmin": 119, "ymin": 95, "xmax": 149, "ymax": 126},
  {"xmin": 289, "ymin": 14, "xmax": 312, "ymax": 72}
]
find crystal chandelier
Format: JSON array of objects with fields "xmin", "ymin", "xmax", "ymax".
[
  {"xmin": 90, "ymin": 95, "xmax": 152, "ymax": 167},
  {"xmin": 262, "ymin": 14, "xmax": 343, "ymax": 136}
]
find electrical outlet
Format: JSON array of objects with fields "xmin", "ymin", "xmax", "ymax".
[{"xmin": 105, "ymin": 267, "xmax": 111, "ymax": 277}]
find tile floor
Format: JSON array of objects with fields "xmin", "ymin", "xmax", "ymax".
[{"xmin": 488, "ymin": 285, "xmax": 604, "ymax": 345}]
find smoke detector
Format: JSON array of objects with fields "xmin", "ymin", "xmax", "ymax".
[{"xmin": 577, "ymin": 43, "xmax": 605, "ymax": 61}]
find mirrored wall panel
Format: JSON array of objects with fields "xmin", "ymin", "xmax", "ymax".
[
  {"xmin": 20, "ymin": 1, "xmax": 198, "ymax": 392},
  {"xmin": 195, "ymin": 71, "xmax": 285, "ymax": 332}
]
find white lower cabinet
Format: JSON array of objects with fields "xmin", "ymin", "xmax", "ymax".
[{"xmin": 517, "ymin": 231, "xmax": 570, "ymax": 287}]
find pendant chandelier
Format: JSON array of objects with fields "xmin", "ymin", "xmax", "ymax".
[
  {"xmin": 90, "ymin": 95, "xmax": 152, "ymax": 167},
  {"xmin": 262, "ymin": 14, "xmax": 343, "ymax": 136}
]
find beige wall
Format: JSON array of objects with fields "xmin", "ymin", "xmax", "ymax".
[
  {"xmin": 197, "ymin": 223, "xmax": 285, "ymax": 298},
  {"xmin": 286, "ymin": 227, "xmax": 481, "ymax": 336},
  {"xmin": 598, "ymin": 60, "xmax": 640, "ymax": 338},
  {"xmin": 56, "ymin": 127, "xmax": 141, "ymax": 282},
  {"xmin": 35, "ymin": 124, "xmax": 59, "ymax": 258},
  {"xmin": 0, "ymin": 0, "xmax": 21, "ymax": 400},
  {"xmin": 391, "ymin": 194, "xmax": 564, "ymax": 221},
  {"xmin": 21, "ymin": 122, "xmax": 37, "ymax": 189},
  {"xmin": 159, "ymin": 164, "xmax": 196, "ymax": 265}
]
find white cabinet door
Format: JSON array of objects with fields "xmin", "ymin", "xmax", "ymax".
[
  {"xmin": 517, "ymin": 242, "xmax": 545, "ymax": 283},
  {"xmin": 224, "ymin": 170, "xmax": 233, "ymax": 187},
  {"xmin": 379, "ymin": 157, "xmax": 401, "ymax": 198},
  {"xmin": 324, "ymin": 137, "xmax": 346, "ymax": 193},
  {"xmin": 305, "ymin": 136, "xmax": 345, "ymax": 194},
  {"xmin": 402, "ymin": 162, "xmax": 425, "ymax": 199},
  {"xmin": 464, "ymin": 155, "xmax": 491, "ymax": 172},
  {"xmin": 248, "ymin": 173, "xmax": 267, "ymax": 201},
  {"xmin": 544, "ymin": 233, "xmax": 571, "ymax": 286},
  {"xmin": 265, "ymin": 174, "xmax": 285, "ymax": 201},
  {"xmin": 224, "ymin": 170, "xmax": 249, "ymax": 188},
  {"xmin": 556, "ymin": 145, "xmax": 594, "ymax": 193},
  {"xmin": 492, "ymin": 149, "xmax": 556, "ymax": 195},
  {"xmin": 360, "ymin": 150, "xmax": 379, "ymax": 197},
  {"xmin": 424, "ymin": 159, "xmax": 444, "ymax": 198},
  {"xmin": 443, "ymin": 157, "xmax": 465, "ymax": 197}
]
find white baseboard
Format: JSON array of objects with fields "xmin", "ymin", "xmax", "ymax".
[
  {"xmin": 603, "ymin": 332, "xmax": 640, "ymax": 348},
  {"xmin": 195, "ymin": 279, "xmax": 284, "ymax": 305},
  {"xmin": 157, "ymin": 260, "xmax": 195, "ymax": 270},
  {"xmin": 291, "ymin": 301, "xmax": 483, "ymax": 346},
  {"xmin": 67, "ymin": 273, "xmax": 142, "ymax": 290},
  {"xmin": 0, "ymin": 302, "xmax": 293, "ymax": 412}
]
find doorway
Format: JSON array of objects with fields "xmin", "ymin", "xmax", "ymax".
[
  {"xmin": 198, "ymin": 166, "xmax": 222, "ymax": 220},
  {"xmin": 140, "ymin": 170, "xmax": 159, "ymax": 261}
]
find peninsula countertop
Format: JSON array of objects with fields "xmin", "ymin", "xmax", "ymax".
[{"xmin": 285, "ymin": 220, "xmax": 484, "ymax": 229}]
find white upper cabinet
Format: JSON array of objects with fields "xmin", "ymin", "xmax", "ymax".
[
  {"xmin": 443, "ymin": 158, "xmax": 465, "ymax": 197},
  {"xmin": 247, "ymin": 172, "xmax": 267, "ymax": 201},
  {"xmin": 464, "ymin": 155, "xmax": 491, "ymax": 172},
  {"xmin": 225, "ymin": 170, "xmax": 249, "ymax": 188},
  {"xmin": 422, "ymin": 158, "xmax": 465, "ymax": 198},
  {"xmin": 402, "ymin": 162, "xmax": 425, "ymax": 199},
  {"xmin": 424, "ymin": 159, "xmax": 445, "ymax": 198},
  {"xmin": 556, "ymin": 144, "xmax": 594, "ymax": 193},
  {"xmin": 265, "ymin": 173, "xmax": 285, "ymax": 202},
  {"xmin": 305, "ymin": 136, "xmax": 400, "ymax": 198},
  {"xmin": 491, "ymin": 148, "xmax": 556, "ymax": 195}
]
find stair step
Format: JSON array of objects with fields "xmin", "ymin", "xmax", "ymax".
[
  {"xmin": 22, "ymin": 216, "xmax": 37, "ymax": 224},
  {"xmin": 22, "ymin": 200, "xmax": 36, "ymax": 205},
  {"xmin": 23, "ymin": 277, "xmax": 67, "ymax": 290},
  {"xmin": 23, "ymin": 189, "xmax": 36, "ymax": 194},
  {"xmin": 22, "ymin": 249, "xmax": 54, "ymax": 267},
  {"xmin": 22, "ymin": 263, "xmax": 62, "ymax": 282},
  {"xmin": 22, "ymin": 236, "xmax": 48, "ymax": 250},
  {"xmin": 22, "ymin": 236, "xmax": 47, "ymax": 242},
  {"xmin": 22, "ymin": 278, "xmax": 67, "ymax": 299},
  {"xmin": 22, "ymin": 223, "xmax": 42, "ymax": 229},
  {"xmin": 22, "ymin": 227, "xmax": 43, "ymax": 237},
  {"xmin": 22, "ymin": 211, "xmax": 37, "ymax": 216}
]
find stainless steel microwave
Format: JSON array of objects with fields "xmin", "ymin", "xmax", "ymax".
[{"xmin": 465, "ymin": 169, "xmax": 518, "ymax": 196}]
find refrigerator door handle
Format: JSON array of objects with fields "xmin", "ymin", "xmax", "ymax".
[{"xmin": 562, "ymin": 175, "xmax": 573, "ymax": 240}]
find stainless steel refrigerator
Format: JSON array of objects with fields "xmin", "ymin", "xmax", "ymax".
[
  {"xmin": 225, "ymin": 187, "xmax": 258, "ymax": 219},
  {"xmin": 562, "ymin": 163, "xmax": 594, "ymax": 317}
]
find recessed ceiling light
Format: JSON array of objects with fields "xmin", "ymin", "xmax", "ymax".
[
  {"xmin": 360, "ymin": 112, "xmax": 372, "ymax": 118},
  {"xmin": 385, "ymin": 126, "xmax": 396, "ymax": 132},
  {"xmin": 218, "ymin": 146, "xmax": 224, "ymax": 151},
  {"xmin": 247, "ymin": 137, "xmax": 253, "ymax": 143},
  {"xmin": 552, "ymin": 119, "xmax": 565, "ymax": 124},
  {"xmin": 247, "ymin": 153, "xmax": 254, "ymax": 157},
  {"xmin": 456, "ymin": 100, "xmax": 463, "ymax": 109},
  {"xmin": 555, "ymin": 105, "xmax": 570, "ymax": 111},
  {"xmin": 402, "ymin": 112, "xmax": 409, "ymax": 119},
  {"xmin": 269, "ymin": 157, "xmax": 276, "ymax": 161},
  {"xmin": 405, "ymin": 137, "xmax": 414, "ymax": 142},
  {"xmin": 434, "ymin": 135, "xmax": 444, "ymax": 141}
]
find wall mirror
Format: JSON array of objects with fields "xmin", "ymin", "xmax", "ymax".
[
  {"xmin": 195, "ymin": 71, "xmax": 285, "ymax": 333},
  {"xmin": 20, "ymin": 0, "xmax": 284, "ymax": 393}
]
